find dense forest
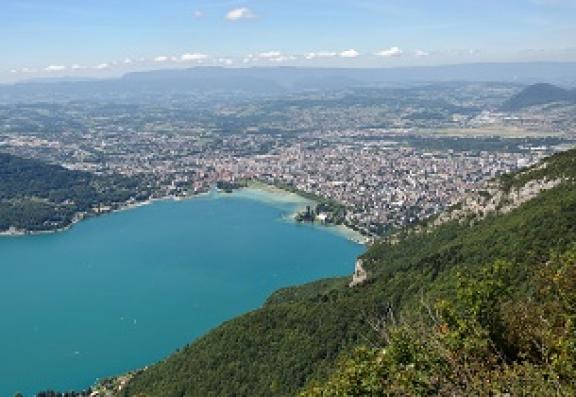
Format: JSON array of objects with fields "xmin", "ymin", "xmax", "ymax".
[
  {"xmin": 115, "ymin": 149, "xmax": 576, "ymax": 396},
  {"xmin": 0, "ymin": 152, "xmax": 151, "ymax": 233}
]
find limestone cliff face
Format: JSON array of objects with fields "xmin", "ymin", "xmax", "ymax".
[
  {"xmin": 432, "ymin": 177, "xmax": 563, "ymax": 228},
  {"xmin": 375, "ymin": 155, "xmax": 570, "ymax": 251},
  {"xmin": 349, "ymin": 259, "xmax": 368, "ymax": 288}
]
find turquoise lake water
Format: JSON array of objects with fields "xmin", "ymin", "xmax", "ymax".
[{"xmin": 0, "ymin": 189, "xmax": 363, "ymax": 396}]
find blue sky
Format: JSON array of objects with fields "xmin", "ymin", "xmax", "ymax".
[{"xmin": 2, "ymin": 0, "xmax": 576, "ymax": 81}]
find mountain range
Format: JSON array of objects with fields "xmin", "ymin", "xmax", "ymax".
[{"xmin": 1, "ymin": 63, "xmax": 575, "ymax": 103}]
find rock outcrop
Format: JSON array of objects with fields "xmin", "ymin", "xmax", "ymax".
[{"xmin": 349, "ymin": 259, "xmax": 368, "ymax": 288}]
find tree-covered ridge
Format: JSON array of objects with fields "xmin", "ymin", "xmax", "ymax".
[
  {"xmin": 0, "ymin": 152, "xmax": 151, "ymax": 232},
  {"xmin": 117, "ymin": 149, "xmax": 576, "ymax": 397},
  {"xmin": 302, "ymin": 252, "xmax": 576, "ymax": 396},
  {"xmin": 499, "ymin": 146, "xmax": 576, "ymax": 192}
]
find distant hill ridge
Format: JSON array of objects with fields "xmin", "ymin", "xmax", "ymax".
[
  {"xmin": 1, "ymin": 63, "xmax": 576, "ymax": 102},
  {"xmin": 501, "ymin": 82, "xmax": 576, "ymax": 111},
  {"xmin": 119, "ymin": 63, "xmax": 576, "ymax": 88}
]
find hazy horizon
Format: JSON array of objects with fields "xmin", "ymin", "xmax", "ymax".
[{"xmin": 2, "ymin": 61, "xmax": 576, "ymax": 87}]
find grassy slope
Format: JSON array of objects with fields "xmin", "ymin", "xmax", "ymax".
[{"xmin": 120, "ymin": 149, "xmax": 576, "ymax": 397}]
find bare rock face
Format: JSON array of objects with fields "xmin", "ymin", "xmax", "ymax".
[
  {"xmin": 349, "ymin": 259, "xmax": 368, "ymax": 288},
  {"xmin": 432, "ymin": 177, "xmax": 564, "ymax": 228}
]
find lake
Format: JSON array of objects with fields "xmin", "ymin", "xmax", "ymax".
[{"xmin": 0, "ymin": 189, "xmax": 363, "ymax": 396}]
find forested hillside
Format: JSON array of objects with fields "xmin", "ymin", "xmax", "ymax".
[
  {"xmin": 0, "ymin": 153, "xmax": 150, "ymax": 232},
  {"xmin": 501, "ymin": 83, "xmax": 576, "ymax": 111},
  {"xmin": 117, "ymin": 148, "xmax": 576, "ymax": 396}
]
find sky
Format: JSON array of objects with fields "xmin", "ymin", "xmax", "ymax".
[{"xmin": 1, "ymin": 0, "xmax": 576, "ymax": 82}]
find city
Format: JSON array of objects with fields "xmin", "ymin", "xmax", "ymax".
[{"xmin": 1, "ymin": 83, "xmax": 573, "ymax": 239}]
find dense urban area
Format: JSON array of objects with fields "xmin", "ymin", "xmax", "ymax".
[{"xmin": 1, "ymin": 81, "xmax": 575, "ymax": 237}]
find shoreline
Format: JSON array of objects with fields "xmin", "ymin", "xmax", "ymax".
[
  {"xmin": 0, "ymin": 193, "xmax": 199, "ymax": 238},
  {"xmin": 6, "ymin": 182, "xmax": 366, "ymax": 395},
  {"xmin": 0, "ymin": 183, "xmax": 370, "ymax": 245},
  {"xmin": 230, "ymin": 182, "xmax": 370, "ymax": 246}
]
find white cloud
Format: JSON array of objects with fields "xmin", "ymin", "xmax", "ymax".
[
  {"xmin": 255, "ymin": 51, "xmax": 296, "ymax": 63},
  {"xmin": 375, "ymin": 47, "xmax": 403, "ymax": 57},
  {"xmin": 258, "ymin": 51, "xmax": 282, "ymax": 59},
  {"xmin": 217, "ymin": 58, "xmax": 234, "ymax": 66},
  {"xmin": 45, "ymin": 65, "xmax": 67, "ymax": 72},
  {"xmin": 94, "ymin": 63, "xmax": 110, "ymax": 70},
  {"xmin": 123, "ymin": 58, "xmax": 133, "ymax": 64},
  {"xmin": 71, "ymin": 64, "xmax": 84, "ymax": 70},
  {"xmin": 414, "ymin": 49, "xmax": 429, "ymax": 57},
  {"xmin": 181, "ymin": 53, "xmax": 209, "ymax": 62},
  {"xmin": 271, "ymin": 56, "xmax": 296, "ymax": 63},
  {"xmin": 193, "ymin": 10, "xmax": 203, "ymax": 19},
  {"xmin": 339, "ymin": 49, "xmax": 360, "ymax": 58},
  {"xmin": 240, "ymin": 51, "xmax": 296, "ymax": 63},
  {"xmin": 226, "ymin": 7, "xmax": 255, "ymax": 21},
  {"xmin": 154, "ymin": 56, "xmax": 169, "ymax": 63},
  {"xmin": 305, "ymin": 51, "xmax": 337, "ymax": 60}
]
